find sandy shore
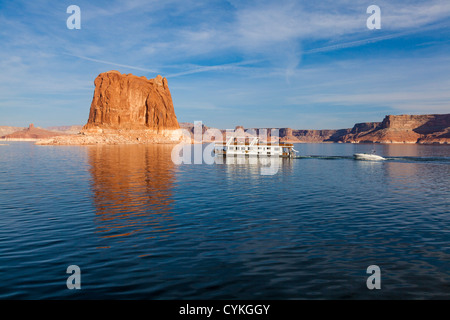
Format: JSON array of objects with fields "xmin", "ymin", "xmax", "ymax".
[{"xmin": 36, "ymin": 130, "xmax": 187, "ymax": 145}]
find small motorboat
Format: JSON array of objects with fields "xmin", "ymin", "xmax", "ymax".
[{"xmin": 353, "ymin": 153, "xmax": 386, "ymax": 161}]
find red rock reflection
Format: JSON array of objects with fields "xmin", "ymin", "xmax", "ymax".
[{"xmin": 88, "ymin": 144, "xmax": 176, "ymax": 240}]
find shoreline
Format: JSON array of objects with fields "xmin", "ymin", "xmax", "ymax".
[
  {"xmin": 36, "ymin": 139, "xmax": 450, "ymax": 146},
  {"xmin": 35, "ymin": 130, "xmax": 186, "ymax": 146},
  {"xmin": 2, "ymin": 137, "xmax": 449, "ymax": 146},
  {"xmin": 0, "ymin": 138, "xmax": 38, "ymax": 142}
]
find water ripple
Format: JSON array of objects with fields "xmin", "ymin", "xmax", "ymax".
[{"xmin": 0, "ymin": 142, "xmax": 449, "ymax": 299}]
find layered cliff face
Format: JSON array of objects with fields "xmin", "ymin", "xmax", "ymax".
[
  {"xmin": 274, "ymin": 128, "xmax": 351, "ymax": 142},
  {"xmin": 178, "ymin": 114, "xmax": 449, "ymax": 144},
  {"xmin": 287, "ymin": 129, "xmax": 351, "ymax": 142},
  {"xmin": 340, "ymin": 114, "xmax": 450, "ymax": 144},
  {"xmin": 83, "ymin": 71, "xmax": 179, "ymax": 132},
  {"xmin": 214, "ymin": 114, "xmax": 448, "ymax": 144}
]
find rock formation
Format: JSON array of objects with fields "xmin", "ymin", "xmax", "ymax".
[
  {"xmin": 339, "ymin": 114, "xmax": 450, "ymax": 144},
  {"xmin": 0, "ymin": 126, "xmax": 26, "ymax": 137},
  {"xmin": 177, "ymin": 114, "xmax": 449, "ymax": 144},
  {"xmin": 279, "ymin": 128, "xmax": 351, "ymax": 143},
  {"xmin": 38, "ymin": 71, "xmax": 183, "ymax": 145},
  {"xmin": 83, "ymin": 71, "xmax": 179, "ymax": 132},
  {"xmin": 1, "ymin": 124, "xmax": 67, "ymax": 140}
]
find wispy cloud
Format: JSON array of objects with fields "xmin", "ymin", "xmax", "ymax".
[
  {"xmin": 166, "ymin": 60, "xmax": 262, "ymax": 78},
  {"xmin": 304, "ymin": 32, "xmax": 410, "ymax": 55},
  {"xmin": 304, "ymin": 23, "xmax": 449, "ymax": 54},
  {"xmin": 66, "ymin": 54, "xmax": 159, "ymax": 73}
]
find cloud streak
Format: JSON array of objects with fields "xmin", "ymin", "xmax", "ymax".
[
  {"xmin": 66, "ymin": 54, "xmax": 159, "ymax": 73},
  {"xmin": 166, "ymin": 60, "xmax": 262, "ymax": 78}
]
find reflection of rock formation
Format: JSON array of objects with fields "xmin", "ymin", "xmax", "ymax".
[
  {"xmin": 382, "ymin": 144, "xmax": 439, "ymax": 182},
  {"xmin": 382, "ymin": 144, "xmax": 421, "ymax": 158},
  {"xmin": 385, "ymin": 161, "xmax": 419, "ymax": 182},
  {"xmin": 88, "ymin": 144, "xmax": 176, "ymax": 241}
]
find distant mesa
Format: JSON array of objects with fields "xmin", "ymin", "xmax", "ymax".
[
  {"xmin": 338, "ymin": 114, "xmax": 450, "ymax": 144},
  {"xmin": 271, "ymin": 114, "xmax": 449, "ymax": 144},
  {"xmin": 1, "ymin": 123, "xmax": 68, "ymax": 140},
  {"xmin": 189, "ymin": 114, "xmax": 449, "ymax": 145}
]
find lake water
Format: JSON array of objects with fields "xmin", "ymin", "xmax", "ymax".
[{"xmin": 0, "ymin": 142, "xmax": 449, "ymax": 299}]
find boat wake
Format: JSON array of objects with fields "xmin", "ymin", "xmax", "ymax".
[
  {"xmin": 384, "ymin": 156, "xmax": 450, "ymax": 163},
  {"xmin": 294, "ymin": 155, "xmax": 354, "ymax": 160},
  {"xmin": 294, "ymin": 155, "xmax": 450, "ymax": 164}
]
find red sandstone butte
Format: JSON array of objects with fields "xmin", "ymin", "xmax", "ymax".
[
  {"xmin": 83, "ymin": 70, "xmax": 180, "ymax": 132},
  {"xmin": 37, "ymin": 71, "xmax": 183, "ymax": 145}
]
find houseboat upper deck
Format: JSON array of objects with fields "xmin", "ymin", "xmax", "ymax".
[{"xmin": 214, "ymin": 137, "xmax": 297, "ymax": 158}]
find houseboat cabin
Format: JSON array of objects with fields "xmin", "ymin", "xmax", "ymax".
[{"xmin": 214, "ymin": 137, "xmax": 296, "ymax": 158}]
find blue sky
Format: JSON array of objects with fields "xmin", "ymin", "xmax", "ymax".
[{"xmin": 0, "ymin": 0, "xmax": 449, "ymax": 129}]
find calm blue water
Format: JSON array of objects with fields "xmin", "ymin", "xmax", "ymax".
[{"xmin": 0, "ymin": 142, "xmax": 449, "ymax": 299}]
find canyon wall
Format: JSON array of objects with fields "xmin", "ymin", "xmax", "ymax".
[
  {"xmin": 339, "ymin": 114, "xmax": 450, "ymax": 144},
  {"xmin": 190, "ymin": 114, "xmax": 449, "ymax": 144}
]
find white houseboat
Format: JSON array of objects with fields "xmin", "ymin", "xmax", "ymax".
[{"xmin": 214, "ymin": 137, "xmax": 297, "ymax": 158}]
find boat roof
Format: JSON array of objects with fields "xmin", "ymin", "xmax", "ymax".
[{"xmin": 215, "ymin": 142, "xmax": 294, "ymax": 147}]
